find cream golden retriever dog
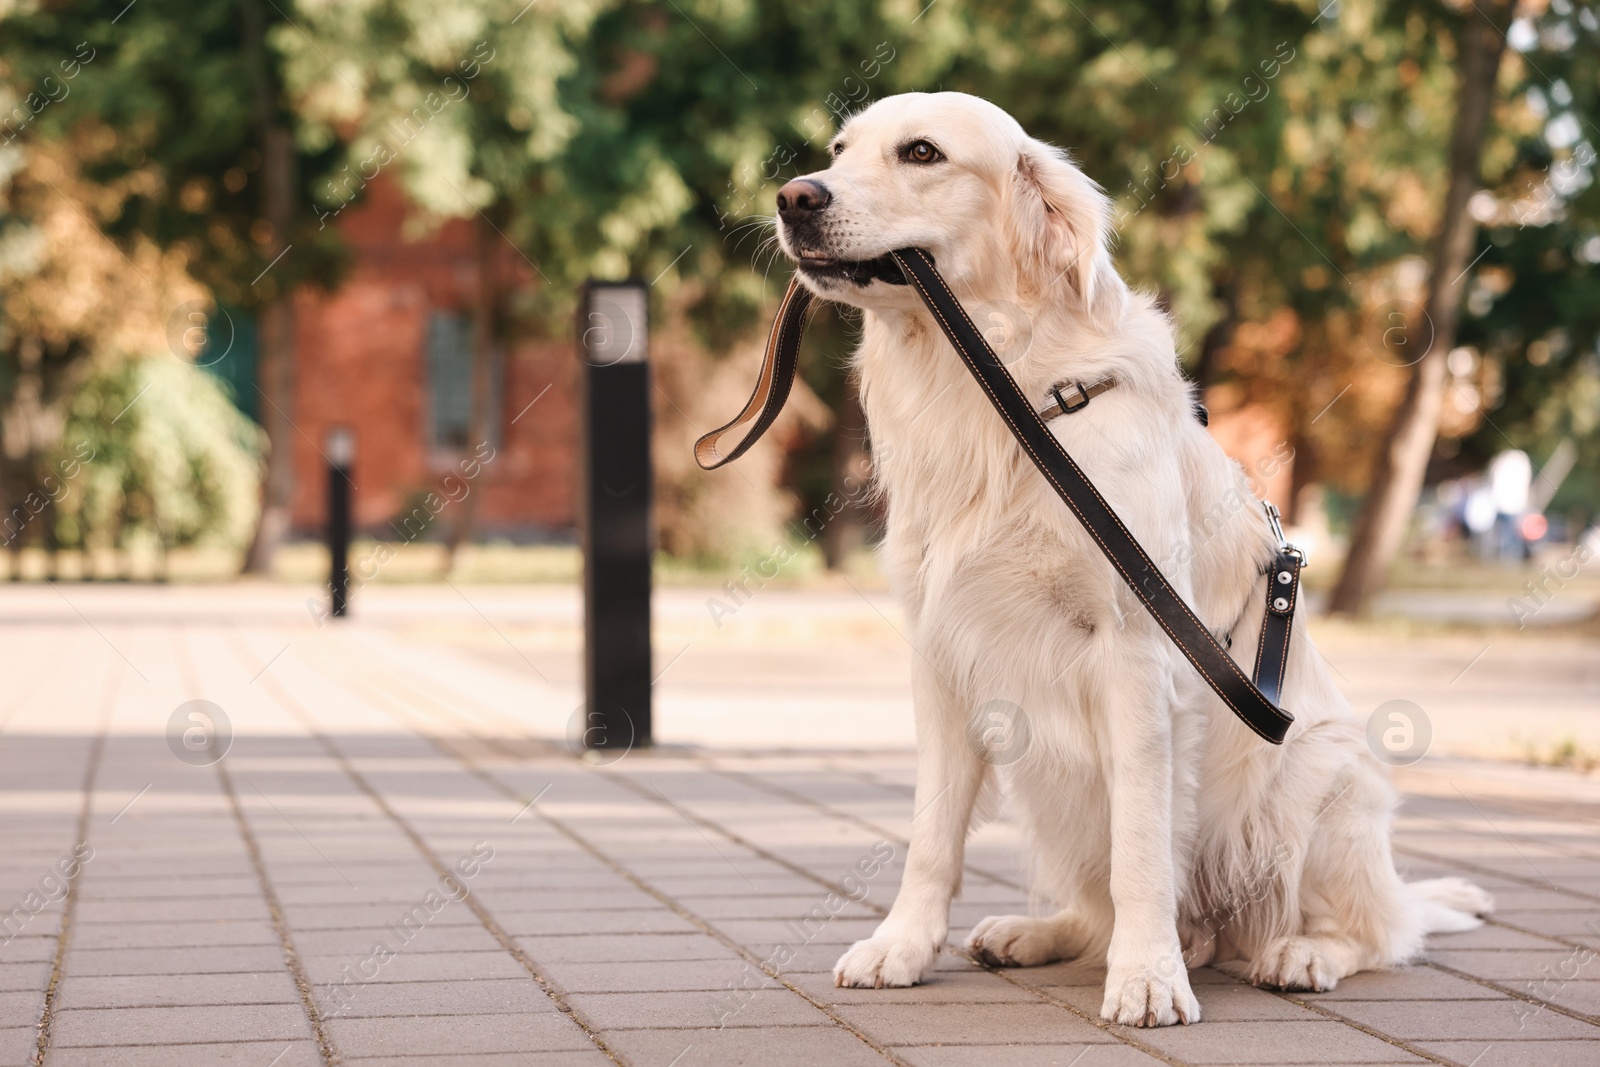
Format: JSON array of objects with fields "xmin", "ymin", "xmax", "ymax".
[{"xmin": 771, "ymin": 92, "xmax": 1491, "ymax": 1026}]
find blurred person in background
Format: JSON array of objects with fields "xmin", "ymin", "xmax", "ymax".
[
  {"xmin": 1488, "ymin": 449, "xmax": 1533, "ymax": 562},
  {"xmin": 1463, "ymin": 477, "xmax": 1498, "ymax": 560}
]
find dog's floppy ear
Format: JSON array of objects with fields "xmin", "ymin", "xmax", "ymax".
[{"xmin": 1011, "ymin": 140, "xmax": 1125, "ymax": 318}]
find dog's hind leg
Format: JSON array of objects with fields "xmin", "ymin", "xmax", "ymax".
[
  {"xmin": 967, "ymin": 909, "xmax": 1094, "ymax": 967},
  {"xmin": 834, "ymin": 661, "xmax": 986, "ymax": 988},
  {"xmin": 1243, "ymin": 762, "xmax": 1434, "ymax": 992},
  {"xmin": 1238, "ymin": 829, "xmax": 1492, "ymax": 992}
]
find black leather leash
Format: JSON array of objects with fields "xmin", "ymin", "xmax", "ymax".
[{"xmin": 695, "ymin": 249, "xmax": 1299, "ymax": 744}]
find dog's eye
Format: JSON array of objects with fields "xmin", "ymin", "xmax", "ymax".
[
  {"xmin": 831, "ymin": 142, "xmax": 845, "ymax": 158},
  {"xmin": 901, "ymin": 140, "xmax": 943, "ymax": 165}
]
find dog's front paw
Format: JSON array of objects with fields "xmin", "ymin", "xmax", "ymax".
[
  {"xmin": 833, "ymin": 933, "xmax": 939, "ymax": 988},
  {"xmin": 967, "ymin": 914, "xmax": 1068, "ymax": 967},
  {"xmin": 1248, "ymin": 936, "xmax": 1337, "ymax": 992},
  {"xmin": 1101, "ymin": 964, "xmax": 1200, "ymax": 1027}
]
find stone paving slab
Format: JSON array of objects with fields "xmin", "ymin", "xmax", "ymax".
[
  {"xmin": 49, "ymin": 1002, "xmax": 313, "ymax": 1047},
  {"xmin": 893, "ymin": 1048, "xmax": 1168, "ymax": 1067},
  {"xmin": 47, "ymin": 1042, "xmax": 325, "ymax": 1067},
  {"xmin": 0, "ymin": 585, "xmax": 1598, "ymax": 1067},
  {"xmin": 51, "ymin": 971, "xmax": 301, "ymax": 1010}
]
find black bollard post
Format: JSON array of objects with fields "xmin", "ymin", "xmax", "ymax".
[
  {"xmin": 578, "ymin": 281, "xmax": 652, "ymax": 752},
  {"xmin": 326, "ymin": 426, "xmax": 355, "ymax": 619}
]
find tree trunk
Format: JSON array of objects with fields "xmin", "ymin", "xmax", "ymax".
[
  {"xmin": 446, "ymin": 211, "xmax": 500, "ymax": 573},
  {"xmin": 1326, "ymin": 2, "xmax": 1511, "ymax": 615},
  {"xmin": 243, "ymin": 284, "xmax": 295, "ymax": 575},
  {"xmin": 821, "ymin": 372, "xmax": 871, "ymax": 570},
  {"xmin": 1, "ymin": 337, "xmax": 47, "ymax": 580},
  {"xmin": 240, "ymin": 0, "xmax": 297, "ymax": 576}
]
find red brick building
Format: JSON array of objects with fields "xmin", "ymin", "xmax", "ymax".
[{"xmin": 283, "ymin": 176, "xmax": 579, "ymax": 541}]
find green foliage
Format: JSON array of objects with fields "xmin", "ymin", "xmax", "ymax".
[
  {"xmin": 6, "ymin": 0, "xmax": 1599, "ymax": 552},
  {"xmin": 52, "ymin": 356, "xmax": 264, "ymax": 552},
  {"xmin": 1456, "ymin": 0, "xmax": 1600, "ymax": 521},
  {"xmin": 3, "ymin": 0, "xmax": 348, "ymax": 307}
]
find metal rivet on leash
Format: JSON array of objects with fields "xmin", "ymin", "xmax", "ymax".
[
  {"xmin": 1277, "ymin": 571, "xmax": 1292, "ymax": 584},
  {"xmin": 1273, "ymin": 597, "xmax": 1290, "ymax": 611}
]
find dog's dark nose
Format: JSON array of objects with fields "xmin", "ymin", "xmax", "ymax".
[{"xmin": 777, "ymin": 179, "xmax": 831, "ymax": 222}]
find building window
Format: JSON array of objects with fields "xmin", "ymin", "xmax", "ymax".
[
  {"xmin": 427, "ymin": 311, "xmax": 472, "ymax": 449},
  {"xmin": 426, "ymin": 310, "xmax": 501, "ymax": 452}
]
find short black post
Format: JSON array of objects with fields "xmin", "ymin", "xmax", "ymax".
[
  {"xmin": 578, "ymin": 281, "xmax": 652, "ymax": 751},
  {"xmin": 325, "ymin": 426, "xmax": 355, "ymax": 619}
]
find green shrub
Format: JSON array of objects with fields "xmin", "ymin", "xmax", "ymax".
[{"xmin": 52, "ymin": 356, "xmax": 263, "ymax": 555}]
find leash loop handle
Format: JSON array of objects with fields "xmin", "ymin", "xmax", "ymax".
[{"xmin": 693, "ymin": 276, "xmax": 813, "ymax": 470}]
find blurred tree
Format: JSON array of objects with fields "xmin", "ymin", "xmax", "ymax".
[
  {"xmin": 2, "ymin": 0, "xmax": 348, "ymax": 574},
  {"xmin": 0, "ymin": 136, "xmax": 204, "ymax": 577},
  {"xmin": 1329, "ymin": 0, "xmax": 1515, "ymax": 614},
  {"xmin": 53, "ymin": 355, "xmax": 264, "ymax": 578},
  {"xmin": 1330, "ymin": 0, "xmax": 1600, "ymax": 610},
  {"xmin": 1452, "ymin": 0, "xmax": 1600, "ymax": 531},
  {"xmin": 1455, "ymin": 217, "xmax": 1600, "ymax": 523}
]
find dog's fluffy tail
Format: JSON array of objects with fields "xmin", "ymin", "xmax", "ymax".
[{"xmin": 1408, "ymin": 876, "xmax": 1495, "ymax": 934}]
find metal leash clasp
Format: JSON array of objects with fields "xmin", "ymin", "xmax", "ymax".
[
  {"xmin": 1263, "ymin": 501, "xmax": 1307, "ymax": 567},
  {"xmin": 1264, "ymin": 501, "xmax": 1286, "ymax": 548}
]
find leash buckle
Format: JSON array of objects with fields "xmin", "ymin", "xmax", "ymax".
[{"xmin": 1052, "ymin": 381, "xmax": 1092, "ymax": 415}]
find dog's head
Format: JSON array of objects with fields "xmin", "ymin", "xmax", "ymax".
[{"xmin": 774, "ymin": 92, "xmax": 1122, "ymax": 317}]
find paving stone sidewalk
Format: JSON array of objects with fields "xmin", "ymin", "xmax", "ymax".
[{"xmin": 1, "ymin": 586, "xmax": 1598, "ymax": 1067}]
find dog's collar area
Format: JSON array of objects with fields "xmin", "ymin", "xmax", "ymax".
[
  {"xmin": 1038, "ymin": 378, "xmax": 1117, "ymax": 422},
  {"xmin": 1037, "ymin": 382, "xmax": 1215, "ymax": 428}
]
